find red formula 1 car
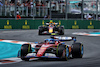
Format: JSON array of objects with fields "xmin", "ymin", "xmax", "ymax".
[{"xmin": 18, "ymin": 36, "xmax": 84, "ymax": 61}]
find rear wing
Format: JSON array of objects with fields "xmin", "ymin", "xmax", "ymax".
[{"xmin": 45, "ymin": 23, "xmax": 59, "ymax": 26}]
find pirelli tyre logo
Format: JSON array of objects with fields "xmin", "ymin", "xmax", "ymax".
[
  {"xmin": 72, "ymin": 21, "xmax": 79, "ymax": 29},
  {"xmin": 87, "ymin": 21, "xmax": 94, "ymax": 29},
  {"xmin": 22, "ymin": 20, "xmax": 30, "ymax": 29},
  {"xmin": 4, "ymin": 20, "xmax": 12, "ymax": 29}
]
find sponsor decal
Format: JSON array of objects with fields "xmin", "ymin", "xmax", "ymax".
[
  {"xmin": 4, "ymin": 20, "xmax": 12, "ymax": 29},
  {"xmin": 42, "ymin": 20, "xmax": 45, "ymax": 27},
  {"xmin": 88, "ymin": 21, "xmax": 94, "ymax": 29},
  {"xmin": 22, "ymin": 20, "xmax": 30, "ymax": 29},
  {"xmin": 59, "ymin": 20, "xmax": 61, "ymax": 25},
  {"xmin": 42, "ymin": 20, "xmax": 44, "ymax": 25},
  {"xmin": 72, "ymin": 21, "xmax": 79, "ymax": 29}
]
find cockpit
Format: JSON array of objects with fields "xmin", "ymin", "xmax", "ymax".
[
  {"xmin": 49, "ymin": 23, "xmax": 54, "ymax": 27},
  {"xmin": 44, "ymin": 39, "xmax": 57, "ymax": 44}
]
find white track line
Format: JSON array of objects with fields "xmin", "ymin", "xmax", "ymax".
[{"xmin": 72, "ymin": 32, "xmax": 100, "ymax": 36}]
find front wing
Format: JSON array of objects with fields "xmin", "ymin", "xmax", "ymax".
[
  {"xmin": 41, "ymin": 31, "xmax": 58, "ymax": 35},
  {"xmin": 18, "ymin": 53, "xmax": 60, "ymax": 59},
  {"xmin": 24, "ymin": 56, "xmax": 60, "ymax": 59}
]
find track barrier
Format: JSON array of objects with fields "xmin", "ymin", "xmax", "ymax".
[{"xmin": 0, "ymin": 20, "xmax": 100, "ymax": 29}]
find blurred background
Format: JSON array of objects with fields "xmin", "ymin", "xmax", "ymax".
[{"xmin": 0, "ymin": 0, "xmax": 100, "ymax": 20}]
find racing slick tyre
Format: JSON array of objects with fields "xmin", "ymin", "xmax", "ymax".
[
  {"xmin": 72, "ymin": 43, "xmax": 83, "ymax": 58},
  {"xmin": 38, "ymin": 28, "xmax": 43, "ymax": 35},
  {"xmin": 56, "ymin": 45, "xmax": 69, "ymax": 60},
  {"xmin": 58, "ymin": 27, "xmax": 64, "ymax": 35},
  {"xmin": 21, "ymin": 44, "xmax": 32, "ymax": 61}
]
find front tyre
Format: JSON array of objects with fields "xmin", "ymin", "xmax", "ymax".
[
  {"xmin": 72, "ymin": 43, "xmax": 84, "ymax": 58},
  {"xmin": 38, "ymin": 28, "xmax": 43, "ymax": 35},
  {"xmin": 56, "ymin": 45, "xmax": 69, "ymax": 60},
  {"xmin": 21, "ymin": 44, "xmax": 32, "ymax": 61}
]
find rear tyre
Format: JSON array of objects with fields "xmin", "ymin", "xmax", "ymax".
[
  {"xmin": 59, "ymin": 27, "xmax": 64, "ymax": 35},
  {"xmin": 72, "ymin": 43, "xmax": 83, "ymax": 58},
  {"xmin": 56, "ymin": 45, "xmax": 69, "ymax": 60},
  {"xmin": 38, "ymin": 28, "xmax": 43, "ymax": 35},
  {"xmin": 21, "ymin": 44, "xmax": 32, "ymax": 61}
]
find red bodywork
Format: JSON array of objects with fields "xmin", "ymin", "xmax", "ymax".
[
  {"xmin": 35, "ymin": 41, "xmax": 72, "ymax": 57},
  {"xmin": 48, "ymin": 26, "xmax": 54, "ymax": 33}
]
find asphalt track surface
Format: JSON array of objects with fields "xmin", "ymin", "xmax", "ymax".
[{"xmin": 0, "ymin": 29, "xmax": 100, "ymax": 67}]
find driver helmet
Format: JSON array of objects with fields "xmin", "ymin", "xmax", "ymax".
[{"xmin": 49, "ymin": 40, "xmax": 55, "ymax": 44}]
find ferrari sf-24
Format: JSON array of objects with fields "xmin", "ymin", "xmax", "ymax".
[{"xmin": 18, "ymin": 36, "xmax": 84, "ymax": 61}]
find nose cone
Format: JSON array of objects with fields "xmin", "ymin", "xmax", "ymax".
[
  {"xmin": 49, "ymin": 29, "xmax": 53, "ymax": 33},
  {"xmin": 37, "ymin": 53, "xmax": 42, "ymax": 57}
]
